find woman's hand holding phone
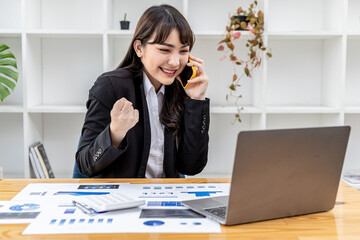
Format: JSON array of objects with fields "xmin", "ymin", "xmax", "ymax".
[
  {"xmin": 110, "ymin": 97, "xmax": 139, "ymax": 148},
  {"xmin": 177, "ymin": 55, "xmax": 209, "ymax": 100}
]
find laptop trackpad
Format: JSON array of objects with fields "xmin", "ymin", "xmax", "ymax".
[{"xmin": 184, "ymin": 196, "xmax": 228, "ymax": 209}]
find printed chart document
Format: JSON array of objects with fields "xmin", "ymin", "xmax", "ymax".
[
  {"xmin": 16, "ymin": 183, "xmax": 230, "ymax": 234},
  {"xmin": 0, "ymin": 201, "xmax": 46, "ymax": 224},
  {"xmin": 11, "ymin": 183, "xmax": 130, "ymax": 202}
]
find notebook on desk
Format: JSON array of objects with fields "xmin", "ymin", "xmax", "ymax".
[{"xmin": 182, "ymin": 126, "xmax": 351, "ymax": 225}]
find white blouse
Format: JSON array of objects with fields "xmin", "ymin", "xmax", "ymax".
[{"xmin": 143, "ymin": 72, "xmax": 166, "ymax": 178}]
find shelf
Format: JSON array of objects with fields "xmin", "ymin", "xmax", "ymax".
[
  {"xmin": 266, "ymin": 113, "xmax": 342, "ymax": 130},
  {"xmin": 267, "ymin": 37, "xmax": 343, "ymax": 107},
  {"xmin": 187, "ymin": 0, "xmax": 265, "ymax": 33},
  {"xmin": 26, "ymin": 36, "xmax": 103, "ymax": 107},
  {"xmin": 25, "ymin": 30, "xmax": 103, "ymax": 38},
  {"xmin": 345, "ymin": 38, "xmax": 360, "ymax": 106},
  {"xmin": 347, "ymin": 0, "xmax": 360, "ymax": 33},
  {"xmin": 0, "ymin": 29, "xmax": 22, "ymax": 37},
  {"xmin": 344, "ymin": 107, "xmax": 360, "ymax": 114},
  {"xmin": 28, "ymin": 105, "xmax": 87, "ymax": 113},
  {"xmin": 0, "ymin": 105, "xmax": 24, "ymax": 113},
  {"xmin": 195, "ymin": 31, "xmax": 252, "ymax": 38},
  {"xmin": 344, "ymin": 115, "xmax": 360, "ymax": 171},
  {"xmin": 211, "ymin": 106, "xmax": 262, "ymax": 114},
  {"xmin": 107, "ymin": 30, "xmax": 135, "ymax": 37},
  {"xmin": 0, "ymin": 113, "xmax": 24, "ymax": 177},
  {"xmin": 268, "ymin": 0, "xmax": 344, "ymax": 33},
  {"xmin": 266, "ymin": 106, "xmax": 341, "ymax": 114},
  {"xmin": 347, "ymin": 33, "xmax": 360, "ymax": 39},
  {"xmin": 0, "ymin": 0, "xmax": 21, "ymax": 30},
  {"xmin": 24, "ymin": 0, "xmax": 104, "ymax": 31},
  {"xmin": 1, "ymin": 0, "xmax": 360, "ymax": 179},
  {"xmin": 107, "ymin": 0, "xmax": 183, "ymax": 31},
  {"xmin": 268, "ymin": 31, "xmax": 343, "ymax": 39}
]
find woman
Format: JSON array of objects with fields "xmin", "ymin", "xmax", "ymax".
[{"xmin": 75, "ymin": 5, "xmax": 210, "ymax": 178}]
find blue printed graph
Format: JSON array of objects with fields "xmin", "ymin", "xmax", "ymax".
[
  {"xmin": 9, "ymin": 203, "xmax": 40, "ymax": 211},
  {"xmin": 49, "ymin": 218, "xmax": 114, "ymax": 225},
  {"xmin": 78, "ymin": 185, "xmax": 119, "ymax": 189},
  {"xmin": 147, "ymin": 201, "xmax": 183, "ymax": 207},
  {"xmin": 143, "ymin": 220, "xmax": 165, "ymax": 226},
  {"xmin": 54, "ymin": 191, "xmax": 110, "ymax": 196},
  {"xmin": 181, "ymin": 191, "xmax": 222, "ymax": 197}
]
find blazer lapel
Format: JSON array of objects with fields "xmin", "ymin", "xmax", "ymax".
[
  {"xmin": 137, "ymin": 76, "xmax": 151, "ymax": 177},
  {"xmin": 164, "ymin": 127, "xmax": 178, "ymax": 178}
]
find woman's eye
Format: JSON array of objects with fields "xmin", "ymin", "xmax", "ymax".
[{"xmin": 159, "ymin": 49, "xmax": 170, "ymax": 52}]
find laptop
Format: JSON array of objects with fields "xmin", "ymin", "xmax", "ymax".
[{"xmin": 182, "ymin": 126, "xmax": 351, "ymax": 225}]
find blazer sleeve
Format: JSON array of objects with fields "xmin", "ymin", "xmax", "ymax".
[
  {"xmin": 176, "ymin": 98, "xmax": 210, "ymax": 175},
  {"xmin": 75, "ymin": 76, "xmax": 128, "ymax": 177}
]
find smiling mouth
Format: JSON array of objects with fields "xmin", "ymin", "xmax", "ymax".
[{"xmin": 160, "ymin": 67, "xmax": 177, "ymax": 75}]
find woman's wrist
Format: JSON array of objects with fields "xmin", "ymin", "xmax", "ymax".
[
  {"xmin": 190, "ymin": 95, "xmax": 206, "ymax": 101},
  {"xmin": 110, "ymin": 124, "xmax": 126, "ymax": 148}
]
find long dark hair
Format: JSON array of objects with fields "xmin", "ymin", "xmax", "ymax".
[{"xmin": 117, "ymin": 5, "xmax": 195, "ymax": 135}]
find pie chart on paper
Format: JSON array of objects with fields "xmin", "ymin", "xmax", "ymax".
[
  {"xmin": 143, "ymin": 220, "xmax": 165, "ymax": 226},
  {"xmin": 9, "ymin": 203, "xmax": 40, "ymax": 211}
]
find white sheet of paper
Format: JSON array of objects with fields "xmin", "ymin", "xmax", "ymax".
[
  {"xmin": 17, "ymin": 183, "xmax": 229, "ymax": 234},
  {"xmin": 11, "ymin": 183, "xmax": 130, "ymax": 201},
  {"xmin": 0, "ymin": 201, "xmax": 45, "ymax": 224}
]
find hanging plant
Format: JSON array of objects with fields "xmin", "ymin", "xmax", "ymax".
[
  {"xmin": 218, "ymin": 0, "xmax": 272, "ymax": 122},
  {"xmin": 0, "ymin": 43, "xmax": 18, "ymax": 102}
]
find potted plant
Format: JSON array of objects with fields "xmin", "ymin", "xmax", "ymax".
[
  {"xmin": 0, "ymin": 43, "xmax": 18, "ymax": 102},
  {"xmin": 120, "ymin": 13, "xmax": 130, "ymax": 30},
  {"xmin": 218, "ymin": 0, "xmax": 272, "ymax": 122},
  {"xmin": 231, "ymin": 13, "xmax": 250, "ymax": 31}
]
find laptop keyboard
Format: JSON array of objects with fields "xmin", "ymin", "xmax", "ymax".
[{"xmin": 204, "ymin": 206, "xmax": 227, "ymax": 219}]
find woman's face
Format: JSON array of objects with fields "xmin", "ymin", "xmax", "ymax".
[{"xmin": 134, "ymin": 29, "xmax": 190, "ymax": 92}]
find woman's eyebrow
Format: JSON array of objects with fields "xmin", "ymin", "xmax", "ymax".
[{"xmin": 157, "ymin": 42, "xmax": 189, "ymax": 48}]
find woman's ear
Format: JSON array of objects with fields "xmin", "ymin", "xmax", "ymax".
[{"xmin": 133, "ymin": 40, "xmax": 143, "ymax": 58}]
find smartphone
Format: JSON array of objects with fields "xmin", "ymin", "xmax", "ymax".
[{"xmin": 178, "ymin": 59, "xmax": 196, "ymax": 89}]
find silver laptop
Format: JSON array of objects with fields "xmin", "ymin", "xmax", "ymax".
[{"xmin": 182, "ymin": 126, "xmax": 350, "ymax": 225}]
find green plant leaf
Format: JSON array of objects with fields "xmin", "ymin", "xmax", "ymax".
[
  {"xmin": 0, "ymin": 84, "xmax": 11, "ymax": 101},
  {"xmin": 0, "ymin": 59, "xmax": 17, "ymax": 68},
  {"xmin": 258, "ymin": 10, "xmax": 264, "ymax": 19},
  {"xmin": 0, "ymin": 75, "xmax": 16, "ymax": 90},
  {"xmin": 227, "ymin": 42, "xmax": 234, "ymax": 51},
  {"xmin": 250, "ymin": 51, "xmax": 256, "ymax": 59},
  {"xmin": 0, "ymin": 67, "xmax": 18, "ymax": 81},
  {"xmin": 0, "ymin": 51, "xmax": 15, "ymax": 60},
  {"xmin": 221, "ymin": 1, "xmax": 272, "ymax": 124},
  {"xmin": 0, "ymin": 43, "xmax": 9, "ymax": 52},
  {"xmin": 244, "ymin": 67, "xmax": 250, "ymax": 76},
  {"xmin": 0, "ymin": 43, "xmax": 18, "ymax": 102},
  {"xmin": 250, "ymin": 17, "xmax": 256, "ymax": 25},
  {"xmin": 240, "ymin": 21, "xmax": 247, "ymax": 29},
  {"xmin": 217, "ymin": 45, "xmax": 224, "ymax": 51},
  {"xmin": 233, "ymin": 74, "xmax": 238, "ymax": 81}
]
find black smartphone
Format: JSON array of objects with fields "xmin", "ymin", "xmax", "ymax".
[{"xmin": 178, "ymin": 59, "xmax": 196, "ymax": 88}]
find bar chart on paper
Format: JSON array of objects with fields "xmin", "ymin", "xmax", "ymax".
[
  {"xmin": 135, "ymin": 184, "xmax": 229, "ymax": 199},
  {"xmin": 15, "ymin": 183, "xmax": 230, "ymax": 234}
]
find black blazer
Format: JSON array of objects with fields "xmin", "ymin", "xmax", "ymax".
[{"xmin": 75, "ymin": 68, "xmax": 210, "ymax": 178}]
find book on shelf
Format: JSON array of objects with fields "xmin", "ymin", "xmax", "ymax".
[
  {"xmin": 29, "ymin": 142, "xmax": 45, "ymax": 179},
  {"xmin": 342, "ymin": 172, "xmax": 360, "ymax": 185},
  {"xmin": 28, "ymin": 142, "xmax": 55, "ymax": 179}
]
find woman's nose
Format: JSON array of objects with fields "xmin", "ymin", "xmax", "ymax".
[{"xmin": 168, "ymin": 54, "xmax": 180, "ymax": 67}]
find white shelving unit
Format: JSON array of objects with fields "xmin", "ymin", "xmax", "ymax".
[{"xmin": 1, "ymin": 0, "xmax": 359, "ymax": 178}]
